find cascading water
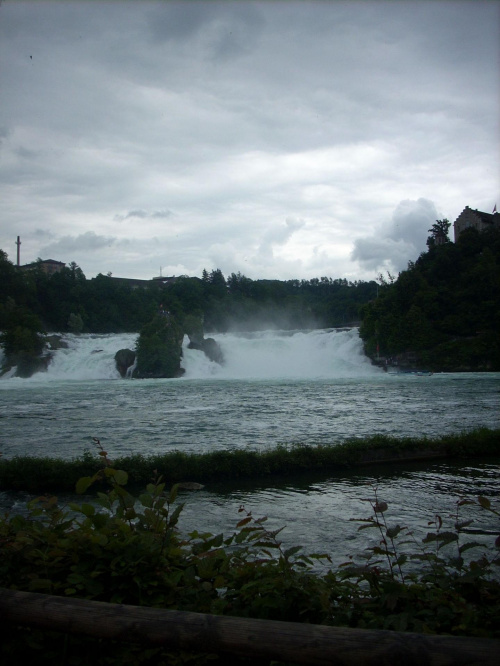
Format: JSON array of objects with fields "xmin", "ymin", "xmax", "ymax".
[
  {"xmin": 11, "ymin": 333, "xmax": 139, "ymax": 381},
  {"xmin": 0, "ymin": 330, "xmax": 498, "ymax": 567},
  {"xmin": 181, "ymin": 328, "xmax": 379, "ymax": 379},
  {"xmin": 0, "ymin": 329, "xmax": 378, "ymax": 382}
]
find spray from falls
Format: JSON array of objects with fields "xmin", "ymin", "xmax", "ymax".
[{"xmin": 181, "ymin": 328, "xmax": 379, "ymax": 379}]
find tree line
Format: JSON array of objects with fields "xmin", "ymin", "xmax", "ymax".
[{"xmin": 0, "ymin": 251, "xmax": 377, "ymax": 365}]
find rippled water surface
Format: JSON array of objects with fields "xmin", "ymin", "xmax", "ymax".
[
  {"xmin": 1, "ymin": 330, "xmax": 499, "ymax": 561},
  {"xmin": 1, "ymin": 372, "xmax": 499, "ymax": 459},
  {"xmin": 178, "ymin": 460, "xmax": 500, "ymax": 567}
]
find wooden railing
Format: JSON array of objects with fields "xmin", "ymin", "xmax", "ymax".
[{"xmin": 1, "ymin": 588, "xmax": 498, "ymax": 665}]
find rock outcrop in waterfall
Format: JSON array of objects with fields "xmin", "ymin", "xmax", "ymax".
[
  {"xmin": 123, "ymin": 313, "xmax": 224, "ymax": 379},
  {"xmin": 183, "ymin": 314, "xmax": 224, "ymax": 365},
  {"xmin": 114, "ymin": 348, "xmax": 137, "ymax": 378},
  {"xmin": 134, "ymin": 313, "xmax": 185, "ymax": 378}
]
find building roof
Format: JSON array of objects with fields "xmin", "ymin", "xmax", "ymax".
[
  {"xmin": 471, "ymin": 209, "xmax": 499, "ymax": 225},
  {"xmin": 20, "ymin": 259, "xmax": 66, "ymax": 270}
]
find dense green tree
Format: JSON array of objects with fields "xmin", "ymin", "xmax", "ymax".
[
  {"xmin": 0, "ymin": 301, "xmax": 44, "ymax": 358},
  {"xmin": 0, "ymin": 248, "xmax": 388, "ymax": 341},
  {"xmin": 426, "ymin": 218, "xmax": 451, "ymax": 248},
  {"xmin": 359, "ymin": 226, "xmax": 500, "ymax": 370},
  {"xmin": 165, "ymin": 277, "xmax": 204, "ymax": 315},
  {"xmin": 67, "ymin": 312, "xmax": 84, "ymax": 334},
  {"xmin": 0, "ymin": 298, "xmax": 46, "ymax": 376}
]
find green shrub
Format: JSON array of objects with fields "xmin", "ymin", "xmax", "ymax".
[{"xmin": 135, "ymin": 314, "xmax": 184, "ymax": 378}]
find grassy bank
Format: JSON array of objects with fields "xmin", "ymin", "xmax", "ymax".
[{"xmin": 1, "ymin": 428, "xmax": 499, "ymax": 493}]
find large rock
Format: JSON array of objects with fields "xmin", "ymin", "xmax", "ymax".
[
  {"xmin": 184, "ymin": 314, "xmax": 223, "ymax": 365},
  {"xmin": 187, "ymin": 336, "xmax": 224, "ymax": 365},
  {"xmin": 44, "ymin": 335, "xmax": 69, "ymax": 351},
  {"xmin": 1, "ymin": 334, "xmax": 66, "ymax": 378},
  {"xmin": 201, "ymin": 337, "xmax": 224, "ymax": 364},
  {"xmin": 115, "ymin": 348, "xmax": 136, "ymax": 378}
]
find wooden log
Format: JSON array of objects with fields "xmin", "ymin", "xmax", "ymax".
[{"xmin": 0, "ymin": 587, "xmax": 498, "ymax": 665}]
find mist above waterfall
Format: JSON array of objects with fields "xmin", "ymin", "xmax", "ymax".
[
  {"xmin": 208, "ymin": 308, "xmax": 324, "ymax": 334},
  {"xmin": 182, "ymin": 328, "xmax": 378, "ymax": 380}
]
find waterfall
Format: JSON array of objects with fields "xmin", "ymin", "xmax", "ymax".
[
  {"xmin": 125, "ymin": 357, "xmax": 138, "ymax": 378},
  {"xmin": 1, "ymin": 329, "xmax": 378, "ymax": 382},
  {"xmin": 1, "ymin": 333, "xmax": 138, "ymax": 382},
  {"xmin": 181, "ymin": 328, "xmax": 378, "ymax": 379}
]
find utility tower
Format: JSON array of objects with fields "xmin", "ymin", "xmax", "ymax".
[{"xmin": 16, "ymin": 236, "xmax": 21, "ymax": 267}]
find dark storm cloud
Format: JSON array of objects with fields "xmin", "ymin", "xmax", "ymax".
[
  {"xmin": 351, "ymin": 199, "xmax": 441, "ymax": 273},
  {"xmin": 34, "ymin": 229, "xmax": 55, "ymax": 240},
  {"xmin": 151, "ymin": 210, "xmax": 173, "ymax": 219},
  {"xmin": 122, "ymin": 210, "xmax": 148, "ymax": 220},
  {"xmin": 146, "ymin": 0, "xmax": 264, "ymax": 58},
  {"xmin": 147, "ymin": 2, "xmax": 218, "ymax": 42}
]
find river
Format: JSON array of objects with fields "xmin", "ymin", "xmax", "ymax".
[{"xmin": 1, "ymin": 328, "xmax": 499, "ymax": 566}]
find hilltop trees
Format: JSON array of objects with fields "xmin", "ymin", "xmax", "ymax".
[
  {"xmin": 2, "ymin": 221, "xmax": 500, "ymax": 373},
  {"xmin": 0, "ymin": 251, "xmax": 47, "ymax": 376},
  {"xmin": 426, "ymin": 218, "xmax": 451, "ymax": 248},
  {"xmin": 0, "ymin": 300, "xmax": 45, "ymax": 377},
  {"xmin": 359, "ymin": 226, "xmax": 500, "ymax": 370}
]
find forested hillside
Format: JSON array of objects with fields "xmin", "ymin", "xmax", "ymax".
[
  {"xmin": 0, "ymin": 251, "xmax": 376, "ymax": 336},
  {"xmin": 359, "ymin": 226, "xmax": 500, "ymax": 371}
]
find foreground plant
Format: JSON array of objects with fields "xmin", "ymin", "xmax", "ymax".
[
  {"xmin": 0, "ymin": 447, "xmax": 499, "ymax": 664},
  {"xmin": 336, "ymin": 487, "xmax": 500, "ymax": 634}
]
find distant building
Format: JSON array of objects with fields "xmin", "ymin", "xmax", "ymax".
[
  {"xmin": 453, "ymin": 206, "xmax": 500, "ymax": 242},
  {"xmin": 151, "ymin": 275, "xmax": 177, "ymax": 286},
  {"xmin": 93, "ymin": 276, "xmax": 178, "ymax": 289},
  {"xmin": 104, "ymin": 276, "xmax": 152, "ymax": 289},
  {"xmin": 20, "ymin": 259, "xmax": 66, "ymax": 275},
  {"xmin": 18, "ymin": 255, "xmax": 179, "ymax": 286}
]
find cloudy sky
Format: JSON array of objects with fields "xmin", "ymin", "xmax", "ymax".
[{"xmin": 1, "ymin": 1, "xmax": 499, "ymax": 282}]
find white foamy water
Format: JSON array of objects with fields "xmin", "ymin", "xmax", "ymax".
[
  {"xmin": 182, "ymin": 328, "xmax": 378, "ymax": 379},
  {"xmin": 15, "ymin": 333, "xmax": 139, "ymax": 382},
  {"xmin": 0, "ymin": 329, "xmax": 498, "ymax": 460}
]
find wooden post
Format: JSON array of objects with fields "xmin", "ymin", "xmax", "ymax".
[{"xmin": 0, "ymin": 588, "xmax": 498, "ymax": 665}]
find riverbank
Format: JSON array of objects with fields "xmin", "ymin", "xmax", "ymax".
[{"xmin": 1, "ymin": 428, "xmax": 498, "ymax": 493}]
